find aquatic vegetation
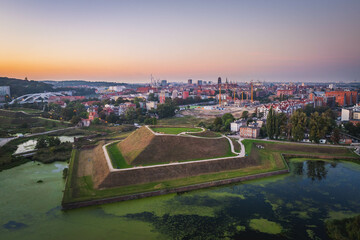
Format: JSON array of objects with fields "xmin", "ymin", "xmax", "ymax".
[
  {"xmin": 249, "ymin": 218, "xmax": 283, "ymax": 234},
  {"xmin": 328, "ymin": 211, "xmax": 359, "ymax": 220},
  {"xmin": 325, "ymin": 214, "xmax": 360, "ymax": 240},
  {"xmin": 1, "ymin": 159, "xmax": 360, "ymax": 240}
]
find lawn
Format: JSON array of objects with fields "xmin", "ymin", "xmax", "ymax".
[
  {"xmin": 230, "ymin": 138, "xmax": 241, "ymax": 153},
  {"xmin": 151, "ymin": 127, "xmax": 202, "ymax": 135},
  {"xmin": 157, "ymin": 115, "xmax": 213, "ymax": 127},
  {"xmin": 106, "ymin": 142, "xmax": 132, "ymax": 169}
]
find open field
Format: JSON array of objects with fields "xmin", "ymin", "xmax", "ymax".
[{"xmin": 151, "ymin": 127, "xmax": 202, "ymax": 135}]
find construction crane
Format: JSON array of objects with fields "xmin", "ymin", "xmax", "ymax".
[{"xmin": 244, "ymin": 80, "xmax": 254, "ymax": 103}]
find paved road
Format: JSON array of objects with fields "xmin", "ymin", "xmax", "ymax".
[{"xmin": 0, "ymin": 127, "xmax": 77, "ymax": 147}]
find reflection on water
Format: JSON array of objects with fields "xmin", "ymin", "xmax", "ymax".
[
  {"xmin": 0, "ymin": 159, "xmax": 360, "ymax": 240},
  {"xmin": 14, "ymin": 136, "xmax": 81, "ymax": 154},
  {"xmin": 292, "ymin": 161, "xmax": 329, "ymax": 181}
]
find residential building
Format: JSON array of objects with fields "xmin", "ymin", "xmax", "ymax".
[
  {"xmin": 239, "ymin": 126, "xmax": 260, "ymax": 138},
  {"xmin": 230, "ymin": 120, "xmax": 247, "ymax": 132},
  {"xmin": 341, "ymin": 109, "xmax": 351, "ymax": 121},
  {"xmin": 325, "ymin": 91, "xmax": 358, "ymax": 106}
]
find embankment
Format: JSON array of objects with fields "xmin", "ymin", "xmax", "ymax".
[{"xmin": 63, "ymin": 168, "xmax": 289, "ymax": 210}]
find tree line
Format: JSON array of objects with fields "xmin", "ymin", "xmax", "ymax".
[{"xmin": 265, "ymin": 105, "xmax": 337, "ymax": 143}]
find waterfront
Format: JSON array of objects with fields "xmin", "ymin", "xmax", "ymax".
[{"xmin": 1, "ymin": 159, "xmax": 360, "ymax": 239}]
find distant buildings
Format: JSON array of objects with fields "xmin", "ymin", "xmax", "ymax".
[
  {"xmin": 0, "ymin": 86, "xmax": 10, "ymax": 102},
  {"xmin": 161, "ymin": 80, "xmax": 167, "ymax": 86},
  {"xmin": 182, "ymin": 91, "xmax": 189, "ymax": 99},
  {"xmin": 146, "ymin": 101, "xmax": 157, "ymax": 110},
  {"xmin": 48, "ymin": 96, "xmax": 85, "ymax": 103},
  {"xmin": 108, "ymin": 86, "xmax": 125, "ymax": 92},
  {"xmin": 325, "ymin": 91, "xmax": 358, "ymax": 106},
  {"xmin": 197, "ymin": 80, "xmax": 203, "ymax": 86},
  {"xmin": 159, "ymin": 90, "xmax": 166, "ymax": 104},
  {"xmin": 188, "ymin": 79, "xmax": 192, "ymax": 84},
  {"xmin": 276, "ymin": 89, "xmax": 293, "ymax": 97}
]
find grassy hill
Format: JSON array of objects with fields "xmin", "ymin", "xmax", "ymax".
[{"xmin": 117, "ymin": 126, "xmax": 232, "ymax": 166}]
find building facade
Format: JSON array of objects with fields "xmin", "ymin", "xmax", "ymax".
[{"xmin": 239, "ymin": 126, "xmax": 260, "ymax": 138}]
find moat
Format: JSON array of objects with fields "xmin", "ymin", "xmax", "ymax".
[{"xmin": 1, "ymin": 159, "xmax": 360, "ymax": 239}]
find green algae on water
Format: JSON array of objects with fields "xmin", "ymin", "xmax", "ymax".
[{"xmin": 249, "ymin": 218, "xmax": 283, "ymax": 234}]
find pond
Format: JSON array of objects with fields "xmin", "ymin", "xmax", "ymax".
[
  {"xmin": 1, "ymin": 159, "xmax": 360, "ymax": 239},
  {"xmin": 14, "ymin": 136, "xmax": 81, "ymax": 154}
]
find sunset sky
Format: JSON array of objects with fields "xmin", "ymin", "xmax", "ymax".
[{"xmin": 1, "ymin": 0, "xmax": 360, "ymax": 83}]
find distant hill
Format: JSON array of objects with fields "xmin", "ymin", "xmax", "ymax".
[
  {"xmin": 45, "ymin": 80, "xmax": 129, "ymax": 88},
  {"xmin": 0, "ymin": 77, "xmax": 54, "ymax": 97}
]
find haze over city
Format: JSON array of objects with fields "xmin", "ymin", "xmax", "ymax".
[{"xmin": 1, "ymin": 0, "xmax": 360, "ymax": 83}]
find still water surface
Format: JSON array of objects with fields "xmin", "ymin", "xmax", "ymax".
[
  {"xmin": 14, "ymin": 136, "xmax": 81, "ymax": 154},
  {"xmin": 1, "ymin": 159, "xmax": 360, "ymax": 239}
]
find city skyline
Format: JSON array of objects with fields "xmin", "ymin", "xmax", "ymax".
[{"xmin": 1, "ymin": 0, "xmax": 360, "ymax": 83}]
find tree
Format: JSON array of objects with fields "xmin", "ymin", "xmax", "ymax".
[
  {"xmin": 93, "ymin": 118, "xmax": 100, "ymax": 125},
  {"xmin": 156, "ymin": 100, "xmax": 178, "ymax": 118},
  {"xmin": 147, "ymin": 93, "xmax": 157, "ymax": 101},
  {"xmin": 224, "ymin": 119, "xmax": 232, "ymax": 131},
  {"xmin": 47, "ymin": 136, "xmax": 61, "ymax": 147},
  {"xmin": 309, "ymin": 112, "xmax": 323, "ymax": 143},
  {"xmin": 266, "ymin": 107, "xmax": 275, "ymax": 139},
  {"xmin": 290, "ymin": 110, "xmax": 307, "ymax": 141},
  {"xmin": 106, "ymin": 113, "xmax": 118, "ymax": 124},
  {"xmin": 274, "ymin": 112, "xmax": 287, "ymax": 139},
  {"xmin": 36, "ymin": 137, "xmax": 47, "ymax": 149},
  {"xmin": 125, "ymin": 107, "xmax": 137, "ymax": 123},
  {"xmin": 144, "ymin": 117, "xmax": 157, "ymax": 125},
  {"xmin": 70, "ymin": 116, "xmax": 81, "ymax": 125},
  {"xmin": 222, "ymin": 113, "xmax": 234, "ymax": 124},
  {"xmin": 331, "ymin": 128, "xmax": 340, "ymax": 144},
  {"xmin": 213, "ymin": 117, "xmax": 223, "ymax": 127},
  {"xmin": 241, "ymin": 111, "xmax": 249, "ymax": 119}
]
